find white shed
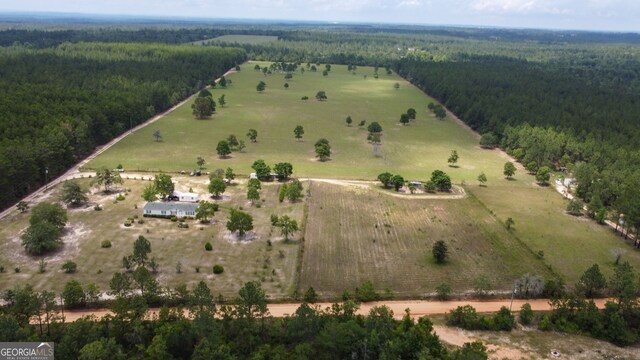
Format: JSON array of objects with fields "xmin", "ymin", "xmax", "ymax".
[{"xmin": 172, "ymin": 191, "xmax": 200, "ymax": 203}]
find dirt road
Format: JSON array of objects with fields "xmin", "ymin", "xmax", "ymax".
[{"xmin": 61, "ymin": 298, "xmax": 611, "ymax": 322}]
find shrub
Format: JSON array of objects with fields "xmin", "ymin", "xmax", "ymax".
[
  {"xmin": 62, "ymin": 260, "xmax": 77, "ymax": 274},
  {"xmin": 116, "ymin": 194, "xmax": 125, "ymax": 201},
  {"xmin": 195, "ymin": 266, "xmax": 200, "ymax": 273},
  {"xmin": 205, "ymin": 242, "xmax": 213, "ymax": 251},
  {"xmin": 137, "ymin": 219, "xmax": 145, "ymax": 224},
  {"xmin": 170, "ymin": 215, "xmax": 178, "ymax": 222},
  {"xmin": 213, "ymin": 265, "xmax": 224, "ymax": 274},
  {"xmin": 436, "ymin": 282, "xmax": 452, "ymax": 300},
  {"xmin": 355, "ymin": 280, "xmax": 380, "ymax": 302},
  {"xmin": 14, "ymin": 267, "xmax": 20, "ymax": 273},
  {"xmin": 520, "ymin": 303, "xmax": 534, "ymax": 325},
  {"xmin": 301, "ymin": 96, "xmax": 309, "ymax": 100},
  {"xmin": 101, "ymin": 240, "xmax": 112, "ymax": 248},
  {"xmin": 492, "ymin": 306, "xmax": 516, "ymax": 331},
  {"xmin": 304, "ymin": 287, "xmax": 318, "ymax": 303},
  {"xmin": 270, "ymin": 214, "xmax": 279, "ymax": 226},
  {"xmin": 0, "ymin": 265, "xmax": 4, "ymax": 273},
  {"xmin": 432, "ymin": 240, "xmax": 448, "ymax": 264},
  {"xmin": 94, "ymin": 204, "xmax": 102, "ymax": 211},
  {"xmin": 124, "ymin": 219, "xmax": 132, "ymax": 227}
]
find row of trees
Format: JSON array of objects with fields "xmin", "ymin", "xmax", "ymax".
[{"xmin": 1, "ymin": 279, "xmax": 488, "ymax": 359}]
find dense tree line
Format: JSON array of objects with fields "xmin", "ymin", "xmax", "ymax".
[
  {"xmin": 0, "ymin": 43, "xmax": 245, "ymax": 210},
  {"xmin": 396, "ymin": 57, "xmax": 640, "ymax": 240},
  {"xmin": 0, "ymin": 281, "xmax": 488, "ymax": 359}
]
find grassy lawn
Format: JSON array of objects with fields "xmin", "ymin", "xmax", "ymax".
[
  {"xmin": 192, "ymin": 35, "xmax": 279, "ymax": 45},
  {"xmin": 0, "ymin": 176, "xmax": 304, "ymax": 299},
  {"xmin": 87, "ymin": 62, "xmax": 503, "ymax": 182},
  {"xmin": 300, "ymin": 181, "xmax": 553, "ymax": 298},
  {"xmin": 469, "ymin": 183, "xmax": 640, "ymax": 282}
]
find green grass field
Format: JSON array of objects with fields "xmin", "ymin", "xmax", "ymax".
[
  {"xmin": 192, "ymin": 35, "xmax": 279, "ymax": 45},
  {"xmin": 87, "ymin": 62, "xmax": 504, "ymax": 182}
]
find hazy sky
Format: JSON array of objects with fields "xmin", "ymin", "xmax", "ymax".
[{"xmin": 1, "ymin": 0, "xmax": 639, "ymax": 31}]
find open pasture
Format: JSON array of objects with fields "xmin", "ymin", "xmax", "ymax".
[
  {"xmin": 0, "ymin": 176, "xmax": 303, "ymax": 298},
  {"xmin": 87, "ymin": 61, "xmax": 505, "ymax": 183},
  {"xmin": 299, "ymin": 181, "xmax": 553, "ymax": 298}
]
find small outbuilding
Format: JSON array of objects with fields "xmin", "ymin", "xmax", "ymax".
[
  {"xmin": 143, "ymin": 202, "xmax": 199, "ymax": 218},
  {"xmin": 171, "ymin": 191, "xmax": 200, "ymax": 202}
]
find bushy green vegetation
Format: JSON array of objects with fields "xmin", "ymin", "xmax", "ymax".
[{"xmin": 0, "ymin": 280, "xmax": 486, "ymax": 359}]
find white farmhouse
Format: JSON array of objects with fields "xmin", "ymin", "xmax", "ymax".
[{"xmin": 143, "ymin": 202, "xmax": 199, "ymax": 218}]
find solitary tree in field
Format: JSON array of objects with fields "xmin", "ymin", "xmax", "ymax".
[
  {"xmin": 504, "ymin": 162, "xmax": 517, "ymax": 179},
  {"xmin": 153, "ymin": 173, "xmax": 174, "ymax": 199},
  {"xmin": 196, "ymin": 201, "xmax": 217, "ymax": 223},
  {"xmin": 61, "ymin": 180, "xmax": 88, "ymax": 207},
  {"xmin": 277, "ymin": 215, "xmax": 299, "ymax": 241},
  {"xmin": 216, "ymin": 140, "xmax": 231, "ymax": 158},
  {"xmin": 132, "ymin": 235, "xmax": 152, "ymax": 267},
  {"xmin": 246, "ymin": 129, "xmax": 258, "ymax": 143},
  {"xmin": 191, "ymin": 96, "xmax": 216, "ymax": 119},
  {"xmin": 247, "ymin": 186, "xmax": 260, "ymax": 205},
  {"xmin": 256, "ymin": 81, "xmax": 266, "ymax": 93},
  {"xmin": 315, "ymin": 143, "xmax": 331, "ymax": 161},
  {"xmin": 400, "ymin": 113, "xmax": 410, "ymax": 126},
  {"xmin": 153, "ymin": 130, "xmax": 163, "ymax": 142},
  {"xmin": 505, "ymin": 217, "xmax": 515, "ymax": 230},
  {"xmin": 196, "ymin": 156, "xmax": 205, "ymax": 170},
  {"xmin": 477, "ymin": 173, "xmax": 487, "ymax": 186},
  {"xmin": 284, "ymin": 83, "xmax": 289, "ymax": 89},
  {"xmin": 393, "ymin": 83, "xmax": 400, "ymax": 90},
  {"xmin": 315, "ymin": 91, "xmax": 327, "ymax": 101},
  {"xmin": 142, "ymin": 184, "xmax": 157, "ymax": 202},
  {"xmin": 432, "ymin": 240, "xmax": 448, "ymax": 264},
  {"xmin": 225, "ymin": 167, "xmax": 236, "ymax": 183},
  {"xmin": 22, "ymin": 221, "xmax": 62, "ymax": 255},
  {"xmin": 285, "ymin": 180, "xmax": 304, "ymax": 202},
  {"xmin": 407, "ymin": 108, "xmax": 417, "ymax": 120},
  {"xmin": 367, "ymin": 121, "xmax": 383, "ymax": 134},
  {"xmin": 93, "ymin": 167, "xmax": 123, "ymax": 192},
  {"xmin": 254, "ymin": 64, "xmax": 261, "ymax": 71},
  {"xmin": 208, "ymin": 178, "xmax": 226, "ymax": 198},
  {"xmin": 218, "ymin": 94, "xmax": 226, "ymax": 108},
  {"xmin": 227, "ymin": 209, "xmax": 254, "ymax": 237},
  {"xmin": 448, "ymin": 150, "xmax": 459, "ymax": 167},
  {"xmin": 294, "ymin": 125, "xmax": 304, "ymax": 141},
  {"xmin": 346, "ymin": 115, "xmax": 353, "ymax": 126}
]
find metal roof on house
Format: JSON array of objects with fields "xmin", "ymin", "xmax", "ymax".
[{"xmin": 143, "ymin": 202, "xmax": 199, "ymax": 212}]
